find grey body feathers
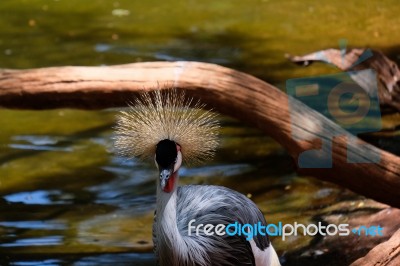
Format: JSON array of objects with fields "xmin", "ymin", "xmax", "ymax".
[{"xmin": 153, "ymin": 185, "xmax": 270, "ymax": 266}]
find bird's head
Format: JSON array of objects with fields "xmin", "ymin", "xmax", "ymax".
[
  {"xmin": 114, "ymin": 88, "xmax": 219, "ymax": 193},
  {"xmin": 155, "ymin": 139, "xmax": 182, "ymax": 193}
]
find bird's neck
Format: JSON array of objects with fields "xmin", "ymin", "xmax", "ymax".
[
  {"xmin": 155, "ymin": 171, "xmax": 184, "ymax": 264},
  {"xmin": 156, "ymin": 171, "xmax": 179, "ymax": 217}
]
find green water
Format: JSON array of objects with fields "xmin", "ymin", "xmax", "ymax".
[{"xmin": 1, "ymin": 0, "xmax": 400, "ymax": 265}]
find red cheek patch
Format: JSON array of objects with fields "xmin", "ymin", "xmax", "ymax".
[{"xmin": 163, "ymin": 172, "xmax": 176, "ymax": 193}]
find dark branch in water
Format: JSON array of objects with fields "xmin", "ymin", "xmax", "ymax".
[{"xmin": 288, "ymin": 48, "xmax": 400, "ymax": 112}]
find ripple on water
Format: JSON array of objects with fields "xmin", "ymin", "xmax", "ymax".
[
  {"xmin": 4, "ymin": 190, "xmax": 74, "ymax": 205},
  {"xmin": 9, "ymin": 135, "xmax": 73, "ymax": 152},
  {"xmin": 0, "ymin": 235, "xmax": 63, "ymax": 247},
  {"xmin": 8, "ymin": 260, "xmax": 62, "ymax": 266},
  {"xmin": 0, "ymin": 220, "xmax": 66, "ymax": 230}
]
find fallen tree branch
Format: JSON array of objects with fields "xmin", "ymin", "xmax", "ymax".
[
  {"xmin": 284, "ymin": 201, "xmax": 400, "ymax": 265},
  {"xmin": 350, "ymin": 228, "xmax": 400, "ymax": 266},
  {"xmin": 1, "ymin": 61, "xmax": 399, "ymax": 207}
]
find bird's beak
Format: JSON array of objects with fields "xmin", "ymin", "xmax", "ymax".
[{"xmin": 159, "ymin": 167, "xmax": 173, "ymax": 191}]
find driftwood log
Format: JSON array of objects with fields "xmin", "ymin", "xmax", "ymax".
[
  {"xmin": 284, "ymin": 200, "xmax": 400, "ymax": 266},
  {"xmin": 351, "ymin": 228, "xmax": 400, "ymax": 266},
  {"xmin": 0, "ymin": 61, "xmax": 399, "ymax": 208}
]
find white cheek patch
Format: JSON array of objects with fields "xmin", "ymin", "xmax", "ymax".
[{"xmin": 173, "ymin": 151, "xmax": 182, "ymax": 173}]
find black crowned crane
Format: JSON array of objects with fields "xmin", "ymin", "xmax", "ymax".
[{"xmin": 115, "ymin": 89, "xmax": 280, "ymax": 266}]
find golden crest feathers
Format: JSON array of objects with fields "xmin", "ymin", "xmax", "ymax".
[{"xmin": 114, "ymin": 89, "xmax": 219, "ymax": 165}]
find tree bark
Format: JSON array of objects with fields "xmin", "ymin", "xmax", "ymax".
[
  {"xmin": 351, "ymin": 228, "xmax": 400, "ymax": 266},
  {"xmin": 1, "ymin": 61, "xmax": 400, "ymax": 208},
  {"xmin": 284, "ymin": 201, "xmax": 400, "ymax": 266}
]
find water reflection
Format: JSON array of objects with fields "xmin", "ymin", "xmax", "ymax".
[
  {"xmin": 94, "ymin": 41, "xmax": 236, "ymax": 64},
  {"xmin": 0, "ymin": 221, "xmax": 65, "ymax": 231},
  {"xmin": 4, "ymin": 190, "xmax": 73, "ymax": 205},
  {"xmin": 11, "ymin": 259, "xmax": 62, "ymax": 266},
  {"xmin": 1, "ymin": 236, "xmax": 63, "ymax": 248}
]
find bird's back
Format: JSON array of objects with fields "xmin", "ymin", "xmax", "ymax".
[{"xmin": 154, "ymin": 185, "xmax": 272, "ymax": 266}]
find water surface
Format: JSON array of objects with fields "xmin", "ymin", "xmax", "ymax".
[{"xmin": 1, "ymin": 0, "xmax": 400, "ymax": 265}]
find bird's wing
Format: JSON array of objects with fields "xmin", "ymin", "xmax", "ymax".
[{"xmin": 176, "ymin": 185, "xmax": 271, "ymax": 266}]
